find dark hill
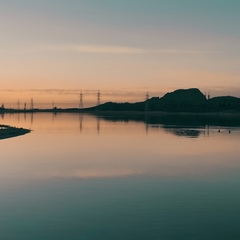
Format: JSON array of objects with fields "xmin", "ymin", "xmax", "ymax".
[
  {"xmin": 88, "ymin": 88, "xmax": 240, "ymax": 113},
  {"xmin": 208, "ymin": 96, "xmax": 240, "ymax": 112},
  {"xmin": 156, "ymin": 88, "xmax": 207, "ymax": 112},
  {"xmin": 161, "ymin": 88, "xmax": 206, "ymax": 103},
  {"xmin": 97, "ymin": 101, "xmax": 145, "ymax": 111},
  {"xmin": 91, "ymin": 88, "xmax": 207, "ymax": 112}
]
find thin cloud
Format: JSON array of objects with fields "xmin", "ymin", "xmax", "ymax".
[
  {"xmin": 46, "ymin": 169, "xmax": 143, "ymax": 179},
  {"xmin": 156, "ymin": 49, "xmax": 207, "ymax": 55},
  {"xmin": 40, "ymin": 44, "xmax": 145, "ymax": 54},
  {"xmin": 76, "ymin": 45, "xmax": 146, "ymax": 54},
  {"xmin": 39, "ymin": 44, "xmax": 206, "ymax": 55}
]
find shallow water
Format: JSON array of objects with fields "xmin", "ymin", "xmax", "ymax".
[{"xmin": 0, "ymin": 113, "xmax": 240, "ymax": 239}]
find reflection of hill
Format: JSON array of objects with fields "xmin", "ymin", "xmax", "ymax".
[
  {"xmin": 163, "ymin": 128, "xmax": 201, "ymax": 138},
  {"xmin": 151, "ymin": 125, "xmax": 201, "ymax": 138},
  {"xmin": 0, "ymin": 125, "xmax": 31, "ymax": 140},
  {"xmin": 95, "ymin": 113, "xmax": 240, "ymax": 127},
  {"xmin": 94, "ymin": 113, "xmax": 240, "ymax": 138}
]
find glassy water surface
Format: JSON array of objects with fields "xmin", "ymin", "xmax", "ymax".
[{"xmin": 0, "ymin": 113, "xmax": 240, "ymax": 240}]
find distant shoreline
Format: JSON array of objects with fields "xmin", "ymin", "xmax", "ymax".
[
  {"xmin": 1, "ymin": 88, "xmax": 240, "ymax": 114},
  {"xmin": 2, "ymin": 110, "xmax": 240, "ymax": 127},
  {"xmin": 1, "ymin": 109, "xmax": 240, "ymax": 116}
]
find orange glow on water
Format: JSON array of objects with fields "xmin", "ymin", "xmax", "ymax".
[{"xmin": 1, "ymin": 113, "xmax": 240, "ymax": 180}]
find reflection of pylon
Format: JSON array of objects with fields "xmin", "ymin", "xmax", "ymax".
[
  {"xmin": 97, "ymin": 116, "xmax": 100, "ymax": 134},
  {"xmin": 31, "ymin": 113, "xmax": 33, "ymax": 124},
  {"xmin": 30, "ymin": 98, "xmax": 34, "ymax": 110},
  {"xmin": 79, "ymin": 114, "xmax": 83, "ymax": 133},
  {"xmin": 97, "ymin": 90, "xmax": 101, "ymax": 106},
  {"xmin": 145, "ymin": 91, "xmax": 149, "ymax": 111},
  {"xmin": 79, "ymin": 91, "xmax": 84, "ymax": 109}
]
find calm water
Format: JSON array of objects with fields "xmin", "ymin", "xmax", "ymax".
[{"xmin": 0, "ymin": 113, "xmax": 240, "ymax": 240}]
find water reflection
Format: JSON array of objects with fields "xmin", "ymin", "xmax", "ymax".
[
  {"xmin": 95, "ymin": 113, "xmax": 240, "ymax": 127},
  {"xmin": 163, "ymin": 127, "xmax": 201, "ymax": 138},
  {"xmin": 79, "ymin": 113, "xmax": 83, "ymax": 133},
  {"xmin": 30, "ymin": 113, "xmax": 34, "ymax": 125},
  {"xmin": 93, "ymin": 113, "xmax": 240, "ymax": 138},
  {"xmin": 96, "ymin": 115, "xmax": 100, "ymax": 134},
  {"xmin": 1, "ymin": 112, "xmax": 240, "ymax": 139},
  {"xmin": 0, "ymin": 112, "xmax": 239, "ymax": 180},
  {"xmin": 0, "ymin": 112, "xmax": 240, "ymax": 240}
]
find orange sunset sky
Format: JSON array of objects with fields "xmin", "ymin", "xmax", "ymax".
[{"xmin": 0, "ymin": 0, "xmax": 240, "ymax": 108}]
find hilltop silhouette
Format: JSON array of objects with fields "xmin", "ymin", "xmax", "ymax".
[
  {"xmin": 150, "ymin": 88, "xmax": 206, "ymax": 111},
  {"xmin": 90, "ymin": 88, "xmax": 240, "ymax": 113}
]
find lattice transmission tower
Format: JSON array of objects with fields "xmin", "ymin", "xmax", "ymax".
[
  {"xmin": 97, "ymin": 90, "xmax": 101, "ymax": 106},
  {"xmin": 145, "ymin": 91, "xmax": 149, "ymax": 111},
  {"xmin": 79, "ymin": 91, "xmax": 84, "ymax": 109},
  {"xmin": 207, "ymin": 92, "xmax": 210, "ymax": 100},
  {"xmin": 17, "ymin": 100, "xmax": 20, "ymax": 110},
  {"xmin": 30, "ymin": 98, "xmax": 34, "ymax": 110}
]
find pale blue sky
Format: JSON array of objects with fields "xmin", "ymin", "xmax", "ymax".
[{"xmin": 0, "ymin": 0, "xmax": 240, "ymax": 106}]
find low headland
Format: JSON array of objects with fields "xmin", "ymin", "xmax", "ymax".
[{"xmin": 0, "ymin": 125, "xmax": 31, "ymax": 140}]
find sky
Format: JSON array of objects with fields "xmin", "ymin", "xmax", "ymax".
[{"xmin": 0, "ymin": 0, "xmax": 240, "ymax": 108}]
